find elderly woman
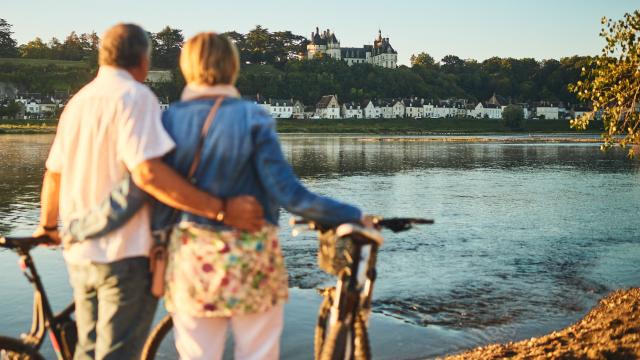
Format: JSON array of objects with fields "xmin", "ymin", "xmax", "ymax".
[{"xmin": 69, "ymin": 32, "xmax": 371, "ymax": 360}]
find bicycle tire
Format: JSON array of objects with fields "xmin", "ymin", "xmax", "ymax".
[
  {"xmin": 0, "ymin": 336, "xmax": 45, "ymax": 360},
  {"xmin": 353, "ymin": 313, "xmax": 371, "ymax": 360},
  {"xmin": 140, "ymin": 315, "xmax": 173, "ymax": 360},
  {"xmin": 314, "ymin": 288, "xmax": 334, "ymax": 360}
]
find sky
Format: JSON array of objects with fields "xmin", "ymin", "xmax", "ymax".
[{"xmin": 3, "ymin": 0, "xmax": 638, "ymax": 65}]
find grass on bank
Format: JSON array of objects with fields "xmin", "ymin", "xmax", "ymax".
[
  {"xmin": 276, "ymin": 118, "xmax": 604, "ymax": 134},
  {"xmin": 0, "ymin": 58, "xmax": 89, "ymax": 68},
  {"xmin": 0, "ymin": 118, "xmax": 605, "ymax": 135},
  {"xmin": 0, "ymin": 120, "xmax": 58, "ymax": 134}
]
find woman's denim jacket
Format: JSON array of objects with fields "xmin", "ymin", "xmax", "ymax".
[{"xmin": 67, "ymin": 98, "xmax": 362, "ymax": 240}]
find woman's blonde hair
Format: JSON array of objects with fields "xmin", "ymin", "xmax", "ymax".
[{"xmin": 180, "ymin": 32, "xmax": 240, "ymax": 85}]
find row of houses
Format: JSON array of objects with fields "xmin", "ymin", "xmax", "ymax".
[
  {"xmin": 246, "ymin": 94, "xmax": 587, "ymax": 121},
  {"xmin": 1, "ymin": 91, "xmax": 587, "ymax": 121},
  {"xmin": 0, "ymin": 93, "xmax": 68, "ymax": 119}
]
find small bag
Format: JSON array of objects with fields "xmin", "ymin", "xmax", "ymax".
[
  {"xmin": 149, "ymin": 96, "xmax": 225, "ymax": 298},
  {"xmin": 317, "ymin": 229, "xmax": 354, "ymax": 275}
]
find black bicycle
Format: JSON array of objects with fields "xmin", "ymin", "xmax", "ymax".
[
  {"xmin": 0, "ymin": 236, "xmax": 77, "ymax": 360},
  {"xmin": 290, "ymin": 217, "xmax": 433, "ymax": 360},
  {"xmin": 140, "ymin": 217, "xmax": 433, "ymax": 360}
]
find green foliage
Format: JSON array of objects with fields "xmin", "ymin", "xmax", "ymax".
[
  {"xmin": 233, "ymin": 55, "xmax": 586, "ymax": 106},
  {"xmin": 0, "ymin": 101, "xmax": 22, "ymax": 118},
  {"xmin": 0, "ymin": 62, "xmax": 94, "ymax": 95},
  {"xmin": 222, "ymin": 26, "xmax": 307, "ymax": 67},
  {"xmin": 410, "ymin": 52, "xmax": 436, "ymax": 67},
  {"xmin": 275, "ymin": 118, "xmax": 591, "ymax": 134},
  {"xmin": 16, "ymin": 31, "xmax": 99, "ymax": 64},
  {"xmin": 151, "ymin": 26, "xmax": 184, "ymax": 69},
  {"xmin": 502, "ymin": 105, "xmax": 524, "ymax": 129},
  {"xmin": 571, "ymin": 11, "xmax": 640, "ymax": 157},
  {"xmin": 0, "ymin": 19, "xmax": 18, "ymax": 57}
]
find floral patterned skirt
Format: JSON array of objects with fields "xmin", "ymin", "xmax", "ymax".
[{"xmin": 164, "ymin": 224, "xmax": 289, "ymax": 317}]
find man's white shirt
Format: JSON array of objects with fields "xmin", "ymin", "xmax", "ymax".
[{"xmin": 47, "ymin": 66, "xmax": 175, "ymax": 264}]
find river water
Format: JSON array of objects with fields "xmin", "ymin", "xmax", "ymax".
[{"xmin": 0, "ymin": 134, "xmax": 639, "ymax": 359}]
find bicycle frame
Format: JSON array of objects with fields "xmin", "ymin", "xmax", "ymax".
[
  {"xmin": 11, "ymin": 247, "xmax": 75, "ymax": 360},
  {"xmin": 328, "ymin": 240, "xmax": 377, "ymax": 329}
]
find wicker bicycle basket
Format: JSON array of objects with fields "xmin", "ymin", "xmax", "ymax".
[{"xmin": 317, "ymin": 229, "xmax": 355, "ymax": 275}]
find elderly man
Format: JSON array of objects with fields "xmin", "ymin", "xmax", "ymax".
[{"xmin": 32, "ymin": 23, "xmax": 264, "ymax": 359}]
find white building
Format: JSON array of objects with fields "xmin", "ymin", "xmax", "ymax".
[
  {"xmin": 468, "ymin": 95, "xmax": 503, "ymax": 119},
  {"xmin": 292, "ymin": 100, "xmax": 305, "ymax": 119},
  {"xmin": 362, "ymin": 100, "xmax": 380, "ymax": 119},
  {"xmin": 341, "ymin": 102, "xmax": 363, "ymax": 119},
  {"xmin": 404, "ymin": 99, "xmax": 424, "ymax": 118},
  {"xmin": 316, "ymin": 95, "xmax": 340, "ymax": 119},
  {"xmin": 308, "ymin": 28, "xmax": 398, "ymax": 69},
  {"xmin": 536, "ymin": 106, "xmax": 559, "ymax": 120},
  {"xmin": 423, "ymin": 103, "xmax": 435, "ymax": 118},
  {"xmin": 270, "ymin": 99, "xmax": 293, "ymax": 119},
  {"xmin": 392, "ymin": 100, "xmax": 405, "ymax": 118},
  {"xmin": 431, "ymin": 106, "xmax": 456, "ymax": 118}
]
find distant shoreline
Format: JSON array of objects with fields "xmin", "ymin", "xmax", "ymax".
[
  {"xmin": 0, "ymin": 118, "xmax": 604, "ymax": 138},
  {"xmin": 359, "ymin": 136, "xmax": 602, "ymax": 143}
]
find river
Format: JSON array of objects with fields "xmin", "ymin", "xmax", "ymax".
[{"xmin": 0, "ymin": 134, "xmax": 639, "ymax": 359}]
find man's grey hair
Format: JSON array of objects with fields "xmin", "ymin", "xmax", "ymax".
[{"xmin": 99, "ymin": 23, "xmax": 150, "ymax": 68}]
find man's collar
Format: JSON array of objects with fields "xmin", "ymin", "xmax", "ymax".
[
  {"xmin": 181, "ymin": 83, "xmax": 240, "ymax": 101},
  {"xmin": 97, "ymin": 66, "xmax": 135, "ymax": 81}
]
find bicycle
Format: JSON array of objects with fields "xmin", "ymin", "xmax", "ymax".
[
  {"xmin": 290, "ymin": 217, "xmax": 433, "ymax": 360},
  {"xmin": 140, "ymin": 217, "xmax": 433, "ymax": 360},
  {"xmin": 0, "ymin": 235, "xmax": 76, "ymax": 360}
]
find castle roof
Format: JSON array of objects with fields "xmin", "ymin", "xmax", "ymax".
[
  {"xmin": 372, "ymin": 30, "xmax": 397, "ymax": 55},
  {"xmin": 341, "ymin": 47, "xmax": 367, "ymax": 59},
  {"xmin": 310, "ymin": 27, "xmax": 339, "ymax": 46}
]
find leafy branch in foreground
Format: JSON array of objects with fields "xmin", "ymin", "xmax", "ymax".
[{"xmin": 570, "ymin": 11, "xmax": 640, "ymax": 157}]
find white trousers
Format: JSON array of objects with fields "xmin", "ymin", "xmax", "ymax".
[{"xmin": 172, "ymin": 305, "xmax": 284, "ymax": 360}]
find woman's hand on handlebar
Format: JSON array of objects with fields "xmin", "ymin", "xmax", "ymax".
[
  {"xmin": 360, "ymin": 214, "xmax": 377, "ymax": 228},
  {"xmin": 32, "ymin": 225, "xmax": 61, "ymax": 246}
]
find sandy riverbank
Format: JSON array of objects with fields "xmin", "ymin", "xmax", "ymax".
[{"xmin": 441, "ymin": 288, "xmax": 640, "ymax": 359}]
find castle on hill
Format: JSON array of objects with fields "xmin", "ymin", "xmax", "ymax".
[{"xmin": 307, "ymin": 27, "xmax": 398, "ymax": 69}]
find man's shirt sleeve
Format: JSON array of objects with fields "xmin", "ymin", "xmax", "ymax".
[{"xmin": 117, "ymin": 89, "xmax": 175, "ymax": 170}]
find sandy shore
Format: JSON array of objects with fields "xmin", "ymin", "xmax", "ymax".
[{"xmin": 441, "ymin": 288, "xmax": 640, "ymax": 359}]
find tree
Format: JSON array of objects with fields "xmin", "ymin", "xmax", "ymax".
[
  {"xmin": 152, "ymin": 26, "xmax": 184, "ymax": 69},
  {"xmin": 410, "ymin": 52, "xmax": 436, "ymax": 67},
  {"xmin": 61, "ymin": 31, "xmax": 85, "ymax": 60},
  {"xmin": 19, "ymin": 37, "xmax": 50, "ymax": 59},
  {"xmin": 0, "ymin": 101, "xmax": 21, "ymax": 118},
  {"xmin": 0, "ymin": 19, "xmax": 18, "ymax": 57},
  {"xmin": 502, "ymin": 105, "xmax": 524, "ymax": 129},
  {"xmin": 571, "ymin": 11, "xmax": 640, "ymax": 157},
  {"xmin": 441, "ymin": 55, "xmax": 464, "ymax": 72}
]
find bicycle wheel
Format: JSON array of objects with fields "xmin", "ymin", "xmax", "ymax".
[
  {"xmin": 314, "ymin": 288, "xmax": 335, "ymax": 360},
  {"xmin": 0, "ymin": 336, "xmax": 45, "ymax": 360},
  {"xmin": 140, "ymin": 315, "xmax": 174, "ymax": 360}
]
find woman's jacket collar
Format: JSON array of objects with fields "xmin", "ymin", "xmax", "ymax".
[{"xmin": 181, "ymin": 83, "xmax": 241, "ymax": 101}]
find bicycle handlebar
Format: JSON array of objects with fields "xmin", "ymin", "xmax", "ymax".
[
  {"xmin": 289, "ymin": 216, "xmax": 434, "ymax": 233},
  {"xmin": 0, "ymin": 236, "xmax": 55, "ymax": 251}
]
